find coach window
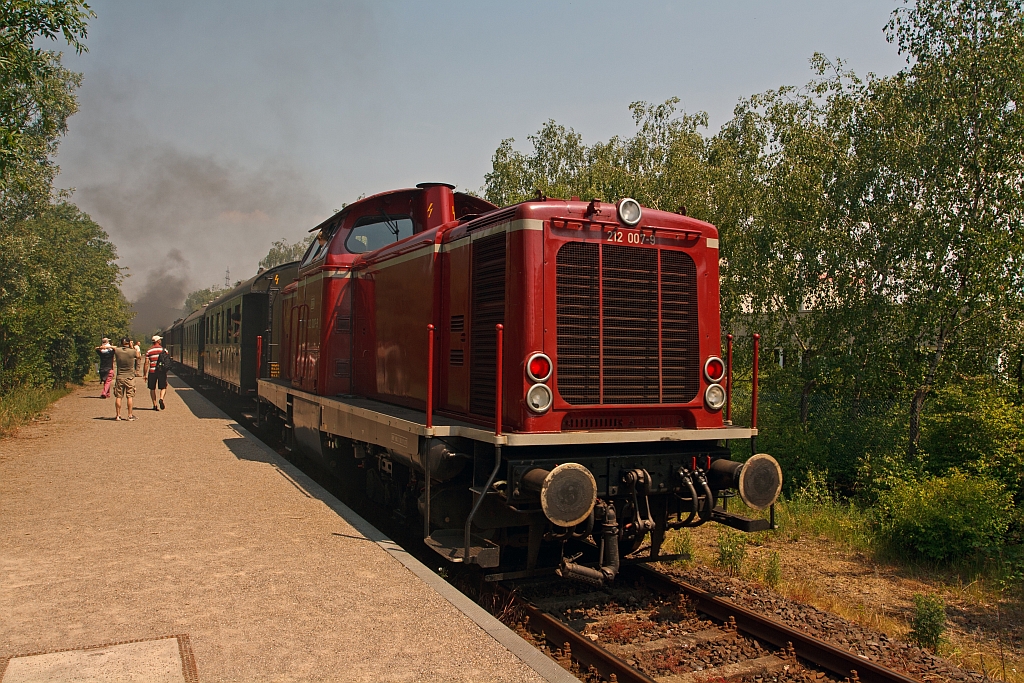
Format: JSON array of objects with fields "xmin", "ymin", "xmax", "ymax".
[
  {"xmin": 233, "ymin": 305, "xmax": 241, "ymax": 343},
  {"xmin": 345, "ymin": 214, "xmax": 414, "ymax": 253}
]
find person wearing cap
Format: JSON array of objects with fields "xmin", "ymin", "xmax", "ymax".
[
  {"xmin": 95, "ymin": 337, "xmax": 115, "ymax": 398},
  {"xmin": 146, "ymin": 335, "xmax": 170, "ymax": 410},
  {"xmin": 112, "ymin": 337, "xmax": 141, "ymax": 421}
]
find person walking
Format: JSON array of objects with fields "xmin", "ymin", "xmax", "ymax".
[
  {"xmin": 112, "ymin": 337, "xmax": 141, "ymax": 421},
  {"xmin": 95, "ymin": 337, "xmax": 115, "ymax": 398},
  {"xmin": 146, "ymin": 335, "xmax": 170, "ymax": 410}
]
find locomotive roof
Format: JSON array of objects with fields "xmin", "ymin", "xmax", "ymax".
[
  {"xmin": 306, "ymin": 185, "xmax": 498, "ymax": 235},
  {"xmin": 204, "ymin": 260, "xmax": 300, "ymax": 311}
]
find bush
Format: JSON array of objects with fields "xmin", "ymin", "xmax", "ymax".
[
  {"xmin": 909, "ymin": 593, "xmax": 946, "ymax": 651},
  {"xmin": 876, "ymin": 471, "xmax": 1012, "ymax": 564},
  {"xmin": 763, "ymin": 550, "xmax": 782, "ymax": 588},
  {"xmin": 716, "ymin": 529, "xmax": 746, "ymax": 575}
]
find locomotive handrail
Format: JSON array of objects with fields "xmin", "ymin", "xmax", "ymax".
[
  {"xmin": 751, "ymin": 333, "xmax": 760, "ymax": 455},
  {"xmin": 726, "ymin": 334, "xmax": 733, "ymax": 425},
  {"xmin": 425, "ymin": 324, "xmax": 435, "ymax": 430}
]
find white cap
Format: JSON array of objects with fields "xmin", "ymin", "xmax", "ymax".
[{"xmin": 152, "ymin": 335, "xmax": 163, "ymax": 342}]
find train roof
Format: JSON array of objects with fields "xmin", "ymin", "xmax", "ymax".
[{"xmin": 204, "ymin": 260, "xmax": 300, "ymax": 311}]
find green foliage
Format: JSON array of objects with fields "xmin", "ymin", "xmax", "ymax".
[
  {"xmin": 0, "ymin": 204, "xmax": 131, "ymax": 392},
  {"xmin": 876, "ymin": 471, "xmax": 1013, "ymax": 564},
  {"xmin": 909, "ymin": 593, "xmax": 946, "ymax": 651},
  {"xmin": 0, "ymin": 0, "xmax": 93, "ymax": 219},
  {"xmin": 183, "ymin": 285, "xmax": 224, "ymax": 314},
  {"xmin": 920, "ymin": 380, "xmax": 1024, "ymax": 505},
  {"xmin": 259, "ymin": 235, "xmax": 313, "ymax": 270},
  {"xmin": 0, "ymin": 3, "xmax": 130, "ymax": 396},
  {"xmin": 715, "ymin": 529, "xmax": 746, "ymax": 575}
]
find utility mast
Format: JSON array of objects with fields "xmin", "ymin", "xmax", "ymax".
[{"xmin": 225, "ymin": 268, "xmax": 230, "ymax": 289}]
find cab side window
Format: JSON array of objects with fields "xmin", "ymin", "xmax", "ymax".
[{"xmin": 345, "ymin": 214, "xmax": 414, "ymax": 253}]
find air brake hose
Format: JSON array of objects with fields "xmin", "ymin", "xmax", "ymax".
[
  {"xmin": 695, "ymin": 473, "xmax": 716, "ymax": 526},
  {"xmin": 668, "ymin": 471, "xmax": 699, "ymax": 528}
]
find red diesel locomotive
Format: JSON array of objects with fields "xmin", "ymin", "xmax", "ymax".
[{"xmin": 258, "ymin": 182, "xmax": 781, "ymax": 583}]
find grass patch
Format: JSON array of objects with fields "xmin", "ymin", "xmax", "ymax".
[{"xmin": 0, "ymin": 384, "xmax": 74, "ymax": 436}]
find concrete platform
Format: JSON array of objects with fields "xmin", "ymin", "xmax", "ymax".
[{"xmin": 0, "ymin": 376, "xmax": 577, "ymax": 682}]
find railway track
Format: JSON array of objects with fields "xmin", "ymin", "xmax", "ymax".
[{"xmin": 490, "ymin": 564, "xmax": 922, "ymax": 683}]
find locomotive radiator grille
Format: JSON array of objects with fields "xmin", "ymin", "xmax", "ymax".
[
  {"xmin": 660, "ymin": 249, "xmax": 701, "ymax": 402},
  {"xmin": 469, "ymin": 233, "xmax": 507, "ymax": 416},
  {"xmin": 602, "ymin": 245, "xmax": 660, "ymax": 403},
  {"xmin": 555, "ymin": 242, "xmax": 700, "ymax": 405},
  {"xmin": 554, "ymin": 242, "xmax": 600, "ymax": 404}
]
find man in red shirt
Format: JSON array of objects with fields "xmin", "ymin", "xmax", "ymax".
[{"xmin": 146, "ymin": 335, "xmax": 170, "ymax": 410}]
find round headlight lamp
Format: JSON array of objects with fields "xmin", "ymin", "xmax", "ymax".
[
  {"xmin": 526, "ymin": 383, "xmax": 553, "ymax": 414},
  {"xmin": 617, "ymin": 198, "xmax": 642, "ymax": 226},
  {"xmin": 704, "ymin": 383, "xmax": 726, "ymax": 411}
]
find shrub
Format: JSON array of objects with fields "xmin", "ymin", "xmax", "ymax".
[
  {"xmin": 716, "ymin": 529, "xmax": 746, "ymax": 575},
  {"xmin": 763, "ymin": 551, "xmax": 782, "ymax": 588},
  {"xmin": 876, "ymin": 471, "xmax": 1012, "ymax": 564},
  {"xmin": 665, "ymin": 530, "xmax": 694, "ymax": 565},
  {"xmin": 908, "ymin": 593, "xmax": 946, "ymax": 651}
]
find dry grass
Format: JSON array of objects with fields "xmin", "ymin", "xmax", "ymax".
[{"xmin": 660, "ymin": 497, "xmax": 1024, "ymax": 682}]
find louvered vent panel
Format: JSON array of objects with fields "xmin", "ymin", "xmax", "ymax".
[
  {"xmin": 660, "ymin": 250, "xmax": 700, "ymax": 402},
  {"xmin": 601, "ymin": 245, "xmax": 660, "ymax": 403},
  {"xmin": 450, "ymin": 315, "xmax": 465, "ymax": 332},
  {"xmin": 449, "ymin": 349, "xmax": 464, "ymax": 366},
  {"xmin": 469, "ymin": 233, "xmax": 506, "ymax": 415},
  {"xmin": 555, "ymin": 242, "xmax": 600, "ymax": 404}
]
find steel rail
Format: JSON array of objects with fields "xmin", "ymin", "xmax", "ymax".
[
  {"xmin": 627, "ymin": 565, "xmax": 921, "ymax": 683},
  {"xmin": 502, "ymin": 586, "xmax": 656, "ymax": 683}
]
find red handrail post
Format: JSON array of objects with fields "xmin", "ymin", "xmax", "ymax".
[
  {"xmin": 495, "ymin": 324, "xmax": 503, "ymax": 436},
  {"xmin": 751, "ymin": 332, "xmax": 760, "ymax": 432},
  {"xmin": 425, "ymin": 324, "xmax": 435, "ymax": 430},
  {"xmin": 725, "ymin": 334, "xmax": 733, "ymax": 425}
]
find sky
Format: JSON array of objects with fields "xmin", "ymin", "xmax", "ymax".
[{"xmin": 51, "ymin": 0, "xmax": 909, "ymax": 333}]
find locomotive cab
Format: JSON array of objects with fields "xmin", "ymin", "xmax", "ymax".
[{"xmin": 261, "ymin": 184, "xmax": 782, "ymax": 583}]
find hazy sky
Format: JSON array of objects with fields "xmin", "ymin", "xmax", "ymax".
[{"xmin": 52, "ymin": 0, "xmax": 908, "ymax": 329}]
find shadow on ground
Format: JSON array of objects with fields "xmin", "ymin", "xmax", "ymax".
[{"xmin": 168, "ymin": 374, "xmax": 227, "ymax": 420}]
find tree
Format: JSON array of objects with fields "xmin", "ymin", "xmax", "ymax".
[
  {"xmin": 259, "ymin": 235, "xmax": 313, "ymax": 269},
  {"xmin": 0, "ymin": 203, "xmax": 131, "ymax": 391},
  {"xmin": 183, "ymin": 285, "xmax": 223, "ymax": 314},
  {"xmin": 879, "ymin": 0, "xmax": 1024, "ymax": 455},
  {"xmin": 0, "ymin": 0, "xmax": 93, "ymax": 221}
]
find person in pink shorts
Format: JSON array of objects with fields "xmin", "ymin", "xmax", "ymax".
[{"xmin": 95, "ymin": 337, "xmax": 115, "ymax": 398}]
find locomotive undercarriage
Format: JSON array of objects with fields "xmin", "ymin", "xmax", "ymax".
[{"xmin": 312, "ymin": 428, "xmax": 779, "ymax": 584}]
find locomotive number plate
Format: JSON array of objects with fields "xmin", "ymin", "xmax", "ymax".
[{"xmin": 605, "ymin": 229, "xmax": 655, "ymax": 245}]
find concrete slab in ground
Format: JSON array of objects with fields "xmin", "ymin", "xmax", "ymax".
[{"xmin": 3, "ymin": 637, "xmax": 189, "ymax": 683}]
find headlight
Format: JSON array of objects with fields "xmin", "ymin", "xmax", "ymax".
[
  {"xmin": 705, "ymin": 383, "xmax": 726, "ymax": 411},
  {"xmin": 526, "ymin": 352, "xmax": 553, "ymax": 383},
  {"xmin": 617, "ymin": 198, "xmax": 642, "ymax": 226},
  {"xmin": 526, "ymin": 383, "xmax": 553, "ymax": 413}
]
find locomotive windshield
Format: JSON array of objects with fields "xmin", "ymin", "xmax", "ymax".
[{"xmin": 346, "ymin": 214, "xmax": 414, "ymax": 253}]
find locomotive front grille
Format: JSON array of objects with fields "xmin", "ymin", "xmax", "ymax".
[{"xmin": 556, "ymin": 242, "xmax": 700, "ymax": 405}]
